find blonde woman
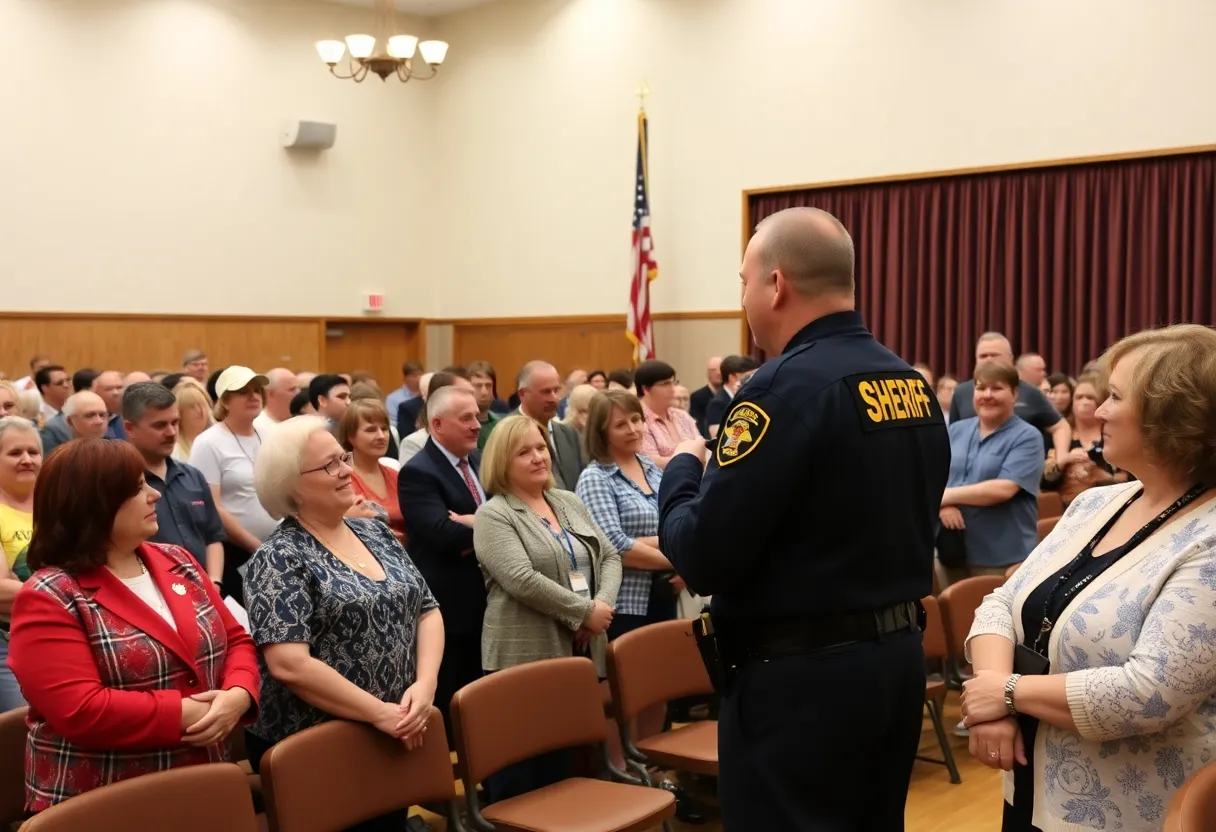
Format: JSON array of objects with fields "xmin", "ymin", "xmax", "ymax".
[
  {"xmin": 173, "ymin": 379, "xmax": 215, "ymax": 462},
  {"xmin": 962, "ymin": 325, "xmax": 1216, "ymax": 831},
  {"xmin": 474, "ymin": 414, "xmax": 621, "ymax": 803},
  {"xmin": 0, "ymin": 382, "xmax": 18, "ymax": 420},
  {"xmin": 560, "ymin": 383, "xmax": 597, "ymax": 436}
]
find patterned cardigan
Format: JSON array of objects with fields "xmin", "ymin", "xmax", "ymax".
[{"xmin": 967, "ymin": 482, "xmax": 1216, "ymax": 831}]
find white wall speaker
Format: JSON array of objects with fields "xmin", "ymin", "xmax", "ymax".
[{"xmin": 282, "ymin": 120, "xmax": 337, "ymax": 150}]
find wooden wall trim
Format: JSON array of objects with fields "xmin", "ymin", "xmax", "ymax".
[
  {"xmin": 741, "ymin": 143, "xmax": 1216, "ymax": 197},
  {"xmin": 0, "ymin": 311, "xmax": 426, "ymax": 325},
  {"xmin": 433, "ymin": 310, "xmax": 740, "ymax": 327}
]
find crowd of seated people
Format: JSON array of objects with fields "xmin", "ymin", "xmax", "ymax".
[{"xmin": 0, "ymin": 346, "xmax": 720, "ymax": 827}]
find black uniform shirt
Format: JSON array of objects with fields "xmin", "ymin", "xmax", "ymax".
[{"xmin": 658, "ymin": 311, "xmax": 951, "ymax": 625}]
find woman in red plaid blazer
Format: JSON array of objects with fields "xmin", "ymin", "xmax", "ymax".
[{"xmin": 6, "ymin": 439, "xmax": 260, "ymax": 813}]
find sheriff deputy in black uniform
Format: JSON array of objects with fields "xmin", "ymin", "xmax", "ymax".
[{"xmin": 659, "ymin": 206, "xmax": 950, "ymax": 831}]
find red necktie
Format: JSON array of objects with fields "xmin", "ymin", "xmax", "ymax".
[{"xmin": 458, "ymin": 459, "xmax": 482, "ymax": 506}]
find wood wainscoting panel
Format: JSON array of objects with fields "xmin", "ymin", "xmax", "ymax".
[
  {"xmin": 321, "ymin": 321, "xmax": 422, "ymax": 391},
  {"xmin": 451, "ymin": 317, "xmax": 635, "ymax": 389},
  {"xmin": 0, "ymin": 314, "xmax": 323, "ymax": 379}
]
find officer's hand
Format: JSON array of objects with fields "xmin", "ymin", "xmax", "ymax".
[
  {"xmin": 939, "ymin": 506, "xmax": 965, "ymax": 530},
  {"xmin": 673, "ymin": 439, "xmax": 709, "ymax": 467},
  {"xmin": 583, "ymin": 600, "xmax": 614, "ymax": 634}
]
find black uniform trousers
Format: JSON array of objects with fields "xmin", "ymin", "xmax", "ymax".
[
  {"xmin": 718, "ymin": 628, "xmax": 924, "ymax": 831},
  {"xmin": 436, "ymin": 631, "xmax": 483, "ymax": 744}
]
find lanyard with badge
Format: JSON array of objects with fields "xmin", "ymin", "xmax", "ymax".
[{"xmin": 543, "ymin": 518, "xmax": 590, "ymax": 599}]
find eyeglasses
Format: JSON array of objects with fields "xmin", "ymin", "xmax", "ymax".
[{"xmin": 302, "ymin": 451, "xmax": 353, "ymax": 477}]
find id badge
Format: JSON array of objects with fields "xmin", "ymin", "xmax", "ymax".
[{"xmin": 569, "ymin": 572, "xmax": 591, "ymax": 598}]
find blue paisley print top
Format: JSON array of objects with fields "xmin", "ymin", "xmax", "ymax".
[{"xmin": 244, "ymin": 517, "xmax": 438, "ymax": 745}]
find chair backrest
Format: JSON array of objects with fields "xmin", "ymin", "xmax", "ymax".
[
  {"xmin": 21, "ymin": 763, "xmax": 257, "ymax": 832},
  {"xmin": 1166, "ymin": 761, "xmax": 1216, "ymax": 831},
  {"xmin": 938, "ymin": 575, "xmax": 1005, "ymax": 655},
  {"xmin": 1038, "ymin": 515, "xmax": 1060, "ymax": 542},
  {"xmin": 1038, "ymin": 491, "xmax": 1063, "ymax": 520},
  {"xmin": 261, "ymin": 709, "xmax": 453, "ymax": 832},
  {"xmin": 606, "ymin": 620, "xmax": 713, "ymax": 723},
  {"xmin": 920, "ymin": 596, "xmax": 948, "ymax": 661},
  {"xmin": 931, "ymin": 568, "xmax": 942, "ymax": 596},
  {"xmin": 452, "ymin": 657, "xmax": 606, "ymax": 785},
  {"xmin": 0, "ymin": 707, "xmax": 28, "ymax": 827}
]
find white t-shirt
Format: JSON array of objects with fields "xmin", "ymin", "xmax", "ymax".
[
  {"xmin": 253, "ymin": 410, "xmax": 281, "ymax": 436},
  {"xmin": 188, "ymin": 424, "xmax": 279, "ymax": 542},
  {"xmin": 121, "ymin": 572, "xmax": 177, "ymax": 630}
]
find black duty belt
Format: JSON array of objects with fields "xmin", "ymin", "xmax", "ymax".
[{"xmin": 718, "ymin": 601, "xmax": 923, "ymax": 665}]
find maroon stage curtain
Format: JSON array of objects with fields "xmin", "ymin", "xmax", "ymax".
[{"xmin": 747, "ymin": 152, "xmax": 1216, "ymax": 377}]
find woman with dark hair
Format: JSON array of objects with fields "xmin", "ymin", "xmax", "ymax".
[
  {"xmin": 1045, "ymin": 372, "xmax": 1074, "ymax": 420},
  {"xmin": 586, "ymin": 370, "xmax": 608, "ymax": 391},
  {"xmin": 633, "ymin": 360, "xmax": 700, "ymax": 469},
  {"xmin": 606, "ymin": 369, "xmax": 635, "ymax": 391},
  {"xmin": 8, "ymin": 439, "xmax": 259, "ymax": 814},
  {"xmin": 1043, "ymin": 373, "xmax": 1128, "ymax": 506}
]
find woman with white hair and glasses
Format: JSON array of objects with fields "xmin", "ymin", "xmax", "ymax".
[{"xmin": 243, "ymin": 416, "xmax": 443, "ymax": 832}]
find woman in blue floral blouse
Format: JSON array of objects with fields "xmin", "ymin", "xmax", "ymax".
[{"xmin": 243, "ymin": 416, "xmax": 444, "ymax": 832}]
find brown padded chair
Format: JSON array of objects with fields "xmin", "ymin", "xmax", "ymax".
[
  {"xmin": 1038, "ymin": 515, "xmax": 1061, "ymax": 542},
  {"xmin": 606, "ymin": 620, "xmax": 717, "ymax": 781},
  {"xmin": 938, "ymin": 575, "xmax": 1005, "ymax": 686},
  {"xmin": 260, "ymin": 708, "xmax": 459, "ymax": 832},
  {"xmin": 21, "ymin": 763, "xmax": 258, "ymax": 832},
  {"xmin": 0, "ymin": 707, "xmax": 28, "ymax": 828},
  {"xmin": 916, "ymin": 597, "xmax": 961, "ymax": 784},
  {"xmin": 1038, "ymin": 491, "xmax": 1064, "ymax": 520},
  {"xmin": 1165, "ymin": 761, "xmax": 1216, "ymax": 831},
  {"xmin": 451, "ymin": 657, "xmax": 676, "ymax": 832}
]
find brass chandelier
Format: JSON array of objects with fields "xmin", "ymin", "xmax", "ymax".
[{"xmin": 316, "ymin": 0, "xmax": 449, "ymax": 83}]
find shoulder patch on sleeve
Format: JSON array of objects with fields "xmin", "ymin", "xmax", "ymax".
[
  {"xmin": 845, "ymin": 372, "xmax": 943, "ymax": 432},
  {"xmin": 715, "ymin": 401, "xmax": 770, "ymax": 467}
]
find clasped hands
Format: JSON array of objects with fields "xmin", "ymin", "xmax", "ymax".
[
  {"xmin": 573, "ymin": 600, "xmax": 615, "ymax": 648},
  {"xmin": 373, "ymin": 680, "xmax": 436, "ymax": 751},
  {"xmin": 960, "ymin": 670, "xmax": 1027, "ymax": 771},
  {"xmin": 181, "ymin": 687, "xmax": 252, "ymax": 747}
]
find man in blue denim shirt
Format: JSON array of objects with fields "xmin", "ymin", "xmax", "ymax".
[{"xmin": 940, "ymin": 361, "xmax": 1044, "ymax": 585}]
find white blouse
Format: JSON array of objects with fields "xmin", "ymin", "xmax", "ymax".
[{"xmin": 121, "ymin": 572, "xmax": 178, "ymax": 631}]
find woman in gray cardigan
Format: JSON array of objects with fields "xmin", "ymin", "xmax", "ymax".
[{"xmin": 473, "ymin": 414, "xmax": 622, "ymax": 803}]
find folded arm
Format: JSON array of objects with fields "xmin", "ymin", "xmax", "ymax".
[{"xmin": 398, "ymin": 468, "xmax": 474, "ymax": 556}]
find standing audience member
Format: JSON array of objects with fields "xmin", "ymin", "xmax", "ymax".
[
  {"xmin": 0, "ymin": 417, "xmax": 40, "ymax": 710},
  {"xmin": 255, "ymin": 368, "xmax": 299, "ymax": 434},
  {"xmin": 689, "ymin": 357, "xmax": 723, "ymax": 437},
  {"xmin": 15, "ymin": 391, "xmax": 41, "ymax": 426},
  {"xmin": 468, "ymin": 361, "xmax": 502, "ymax": 451},
  {"xmin": 8, "ymin": 439, "xmax": 259, "ymax": 814},
  {"xmin": 1015, "ymin": 353, "xmax": 1047, "ymax": 388},
  {"xmin": 57, "ymin": 391, "xmax": 109, "ymax": 447},
  {"xmin": 950, "ymin": 333, "xmax": 1070, "ymax": 463},
  {"xmin": 397, "ymin": 386, "xmax": 486, "ymax": 740},
  {"xmin": 556, "ymin": 369, "xmax": 588, "ymax": 419},
  {"xmin": 936, "ymin": 375, "xmax": 958, "ymax": 421},
  {"xmin": 516, "ymin": 361, "xmax": 586, "ymax": 490},
  {"xmin": 474, "ymin": 414, "xmax": 621, "ymax": 803},
  {"xmin": 182, "ymin": 350, "xmax": 209, "ymax": 383},
  {"xmin": 339, "ymin": 399, "xmax": 406, "ymax": 542},
  {"xmin": 0, "ymin": 383, "xmax": 17, "ymax": 419},
  {"xmin": 938, "ymin": 362, "xmax": 1044, "ymax": 585},
  {"xmin": 607, "ymin": 369, "xmax": 635, "ymax": 391},
  {"xmin": 243, "ymin": 417, "xmax": 442, "ymax": 831},
  {"xmin": 672, "ymin": 384, "xmax": 691, "ymax": 413},
  {"xmin": 586, "ymin": 370, "xmax": 608, "ymax": 391},
  {"xmin": 385, "ymin": 360, "xmax": 424, "ymax": 430},
  {"xmin": 1045, "ymin": 372, "xmax": 1074, "ymax": 419},
  {"xmin": 1044, "ymin": 373, "xmax": 1127, "ymax": 506},
  {"xmin": 703, "ymin": 355, "xmax": 760, "ymax": 438},
  {"xmin": 34, "ymin": 365, "xmax": 70, "ymax": 423},
  {"xmin": 172, "ymin": 379, "xmax": 215, "ymax": 462},
  {"xmin": 962, "ymin": 325, "xmax": 1216, "ymax": 832},
  {"xmin": 576, "ymin": 391, "xmax": 678, "ymax": 639},
  {"xmin": 395, "ymin": 372, "xmax": 433, "ymax": 436},
  {"xmin": 308, "ymin": 374, "xmax": 351, "ymax": 429},
  {"xmin": 560, "ymin": 384, "xmax": 597, "ymax": 437},
  {"xmin": 11, "ymin": 357, "xmax": 50, "ymax": 398},
  {"xmin": 123, "ymin": 372, "xmax": 152, "ymax": 388},
  {"xmin": 634, "ymin": 360, "xmax": 701, "ymax": 469},
  {"xmin": 398, "ymin": 372, "xmax": 472, "ymax": 464},
  {"xmin": 124, "ymin": 383, "xmax": 226, "ymax": 587},
  {"xmin": 189, "ymin": 367, "xmax": 276, "ymax": 605},
  {"xmin": 912, "ymin": 363, "xmax": 935, "ymax": 388},
  {"xmin": 91, "ymin": 371, "xmax": 127, "ymax": 439},
  {"xmin": 289, "ymin": 390, "xmax": 314, "ymax": 417}
]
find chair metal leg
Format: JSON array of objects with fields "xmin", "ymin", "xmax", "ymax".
[{"xmin": 926, "ymin": 697, "xmax": 962, "ymax": 784}]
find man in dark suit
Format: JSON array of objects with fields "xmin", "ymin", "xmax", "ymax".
[
  {"xmin": 689, "ymin": 355, "xmax": 723, "ymax": 438},
  {"xmin": 514, "ymin": 360, "xmax": 586, "ymax": 490},
  {"xmin": 398, "ymin": 385, "xmax": 486, "ymax": 737},
  {"xmin": 396, "ymin": 371, "xmax": 433, "ymax": 437},
  {"xmin": 703, "ymin": 355, "xmax": 761, "ymax": 438}
]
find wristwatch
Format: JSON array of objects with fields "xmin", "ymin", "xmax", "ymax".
[{"xmin": 1004, "ymin": 673, "xmax": 1022, "ymax": 716}]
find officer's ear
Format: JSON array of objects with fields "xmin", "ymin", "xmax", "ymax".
[{"xmin": 770, "ymin": 268, "xmax": 793, "ymax": 309}]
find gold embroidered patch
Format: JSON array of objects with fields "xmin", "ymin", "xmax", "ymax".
[{"xmin": 716, "ymin": 401, "xmax": 770, "ymax": 467}]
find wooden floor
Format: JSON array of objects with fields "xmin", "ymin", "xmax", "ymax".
[{"xmin": 417, "ymin": 691, "xmax": 1004, "ymax": 831}]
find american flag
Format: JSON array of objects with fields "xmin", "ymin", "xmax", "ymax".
[{"xmin": 627, "ymin": 110, "xmax": 657, "ymax": 363}]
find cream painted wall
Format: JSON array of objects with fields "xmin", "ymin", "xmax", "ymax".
[
  {"xmin": 653, "ymin": 318, "xmax": 740, "ymax": 397},
  {"xmin": 1, "ymin": 0, "xmax": 440, "ymax": 317},
  {"xmin": 430, "ymin": 0, "xmax": 1216, "ymax": 317}
]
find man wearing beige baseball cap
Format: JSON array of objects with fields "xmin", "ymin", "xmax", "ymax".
[{"xmin": 187, "ymin": 365, "xmax": 272, "ymax": 605}]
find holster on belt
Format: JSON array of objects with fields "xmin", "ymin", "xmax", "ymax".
[{"xmin": 692, "ymin": 609, "xmax": 734, "ymax": 695}]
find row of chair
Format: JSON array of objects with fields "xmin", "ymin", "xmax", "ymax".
[{"xmin": 3, "ymin": 619, "xmax": 720, "ymax": 832}]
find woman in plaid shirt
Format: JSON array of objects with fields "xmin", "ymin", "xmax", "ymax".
[{"xmin": 575, "ymin": 390, "xmax": 683, "ymax": 639}]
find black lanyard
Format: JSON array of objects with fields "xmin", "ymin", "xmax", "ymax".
[{"xmin": 1033, "ymin": 483, "xmax": 1208, "ymax": 653}]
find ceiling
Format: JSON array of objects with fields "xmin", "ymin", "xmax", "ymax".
[{"xmin": 325, "ymin": 0, "xmax": 500, "ymax": 16}]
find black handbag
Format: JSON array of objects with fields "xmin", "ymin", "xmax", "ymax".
[{"xmin": 936, "ymin": 527, "xmax": 967, "ymax": 569}]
